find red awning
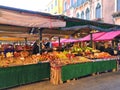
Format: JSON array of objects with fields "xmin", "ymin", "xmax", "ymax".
[
  {"xmin": 78, "ymin": 32, "xmax": 106, "ymax": 42},
  {"xmin": 52, "ymin": 38, "xmax": 68, "ymax": 44},
  {"xmin": 52, "ymin": 38, "xmax": 77, "ymax": 43},
  {"xmin": 95, "ymin": 30, "xmax": 120, "ymax": 41}
]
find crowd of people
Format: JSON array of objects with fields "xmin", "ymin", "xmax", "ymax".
[
  {"xmin": 2, "ymin": 38, "xmax": 120, "ymax": 57},
  {"xmin": 32, "ymin": 39, "xmax": 52, "ymax": 54},
  {"xmin": 32, "ymin": 38, "xmax": 120, "ymax": 56},
  {"xmin": 98, "ymin": 42, "xmax": 120, "ymax": 56}
]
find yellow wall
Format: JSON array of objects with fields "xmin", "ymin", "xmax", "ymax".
[
  {"xmin": 58, "ymin": 0, "xmax": 63, "ymax": 14},
  {"xmin": 46, "ymin": 0, "xmax": 63, "ymax": 14}
]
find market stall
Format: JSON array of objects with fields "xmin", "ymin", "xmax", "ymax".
[
  {"xmin": 50, "ymin": 50, "xmax": 119, "ymax": 85},
  {"xmin": 0, "ymin": 5, "xmax": 120, "ymax": 89},
  {"xmin": 0, "ymin": 6, "xmax": 63, "ymax": 89}
]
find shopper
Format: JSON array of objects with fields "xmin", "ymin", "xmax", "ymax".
[
  {"xmin": 44, "ymin": 39, "xmax": 52, "ymax": 48},
  {"xmin": 4, "ymin": 44, "xmax": 14, "ymax": 57},
  {"xmin": 43, "ymin": 39, "xmax": 53, "ymax": 52},
  {"xmin": 105, "ymin": 44, "xmax": 114, "ymax": 55},
  {"xmin": 116, "ymin": 43, "xmax": 120, "ymax": 55},
  {"xmin": 99, "ymin": 43, "xmax": 105, "ymax": 52},
  {"xmin": 32, "ymin": 40, "xmax": 40, "ymax": 54}
]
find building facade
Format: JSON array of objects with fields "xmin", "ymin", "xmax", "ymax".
[
  {"xmin": 45, "ymin": 0, "xmax": 63, "ymax": 14},
  {"xmin": 113, "ymin": 0, "xmax": 120, "ymax": 25},
  {"xmin": 63, "ymin": 0, "xmax": 117, "ymax": 24},
  {"xmin": 45, "ymin": 0, "xmax": 120, "ymax": 25}
]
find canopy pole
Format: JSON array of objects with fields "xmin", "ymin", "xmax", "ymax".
[
  {"xmin": 90, "ymin": 32, "xmax": 93, "ymax": 48},
  {"xmin": 24, "ymin": 37, "xmax": 27, "ymax": 46},
  {"xmin": 38, "ymin": 28, "xmax": 43, "ymax": 55},
  {"xmin": 58, "ymin": 37, "xmax": 61, "ymax": 47}
]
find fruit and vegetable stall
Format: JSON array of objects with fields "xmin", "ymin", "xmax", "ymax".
[
  {"xmin": 0, "ymin": 6, "xmax": 120, "ymax": 89},
  {"xmin": 0, "ymin": 49, "xmax": 119, "ymax": 88},
  {"xmin": 49, "ymin": 50, "xmax": 118, "ymax": 85}
]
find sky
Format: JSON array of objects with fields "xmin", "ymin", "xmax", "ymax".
[{"xmin": 0, "ymin": 0, "xmax": 52, "ymax": 11}]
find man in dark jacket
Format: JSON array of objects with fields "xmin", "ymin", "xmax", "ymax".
[
  {"xmin": 99, "ymin": 43, "xmax": 105, "ymax": 52},
  {"xmin": 105, "ymin": 44, "xmax": 114, "ymax": 55},
  {"xmin": 32, "ymin": 40, "xmax": 39, "ymax": 54}
]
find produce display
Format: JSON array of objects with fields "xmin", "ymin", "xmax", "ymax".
[
  {"xmin": 50, "ymin": 51, "xmax": 91, "ymax": 67},
  {"xmin": 0, "ymin": 51, "xmax": 59, "ymax": 67},
  {"xmin": 0, "ymin": 50, "xmax": 92, "ymax": 67},
  {"xmin": 86, "ymin": 52, "xmax": 113, "ymax": 59},
  {"xmin": 71, "ymin": 46, "xmax": 115, "ymax": 59},
  {"xmin": 0, "ymin": 44, "xmax": 118, "ymax": 68},
  {"xmin": 71, "ymin": 46, "xmax": 100, "ymax": 55}
]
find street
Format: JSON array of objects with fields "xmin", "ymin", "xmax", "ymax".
[{"xmin": 10, "ymin": 70, "xmax": 120, "ymax": 90}]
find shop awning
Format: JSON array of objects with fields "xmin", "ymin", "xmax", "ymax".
[
  {"xmin": 52, "ymin": 38, "xmax": 68, "ymax": 43},
  {"xmin": 62, "ymin": 38, "xmax": 78, "ymax": 43},
  {"xmin": 78, "ymin": 32, "xmax": 106, "ymax": 42},
  {"xmin": 95, "ymin": 30, "xmax": 120, "ymax": 41},
  {"xmin": 0, "ymin": 5, "xmax": 66, "ymax": 28},
  {"xmin": 1, "ymin": 5, "xmax": 120, "ymax": 40}
]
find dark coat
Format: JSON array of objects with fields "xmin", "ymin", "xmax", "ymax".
[
  {"xmin": 32, "ymin": 42, "xmax": 39, "ymax": 54},
  {"xmin": 44, "ymin": 42, "xmax": 50, "ymax": 48},
  {"xmin": 105, "ymin": 47, "xmax": 114, "ymax": 55},
  {"xmin": 99, "ymin": 46, "xmax": 105, "ymax": 52}
]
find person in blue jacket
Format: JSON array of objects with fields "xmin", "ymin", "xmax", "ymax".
[{"xmin": 4, "ymin": 44, "xmax": 14, "ymax": 57}]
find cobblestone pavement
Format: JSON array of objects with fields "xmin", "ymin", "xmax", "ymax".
[{"xmin": 9, "ymin": 70, "xmax": 120, "ymax": 90}]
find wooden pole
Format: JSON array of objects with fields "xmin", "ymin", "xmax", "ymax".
[
  {"xmin": 90, "ymin": 32, "xmax": 93, "ymax": 48},
  {"xmin": 24, "ymin": 37, "xmax": 27, "ymax": 45},
  {"xmin": 58, "ymin": 37, "xmax": 61, "ymax": 48},
  {"xmin": 39, "ymin": 28, "xmax": 43, "ymax": 54}
]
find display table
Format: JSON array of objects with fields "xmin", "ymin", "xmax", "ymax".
[
  {"xmin": 0, "ymin": 62, "xmax": 50, "ymax": 89},
  {"xmin": 51, "ymin": 60, "xmax": 117, "ymax": 85}
]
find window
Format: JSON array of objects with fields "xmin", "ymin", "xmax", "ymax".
[
  {"xmin": 51, "ymin": 4, "xmax": 53, "ymax": 9},
  {"xmin": 76, "ymin": 12, "xmax": 80, "ymax": 18},
  {"xmin": 77, "ymin": 0, "xmax": 86, "ymax": 6},
  {"xmin": 71, "ymin": 0, "xmax": 74, "ymax": 7},
  {"xmin": 55, "ymin": 0, "xmax": 57, "ymax": 6},
  {"xmin": 117, "ymin": 0, "xmax": 120, "ymax": 11},
  {"xmin": 64, "ymin": 2, "xmax": 67, "ymax": 11},
  {"xmin": 77, "ymin": 0, "xmax": 82, "ymax": 6},
  {"xmin": 86, "ymin": 8, "xmax": 90, "ymax": 20},
  {"xmin": 81, "ymin": 11, "xmax": 84, "ymax": 19},
  {"xmin": 81, "ymin": 0, "xmax": 85, "ymax": 4},
  {"xmin": 95, "ymin": 3, "xmax": 101, "ymax": 18},
  {"xmin": 48, "ymin": 7, "xmax": 50, "ymax": 12}
]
